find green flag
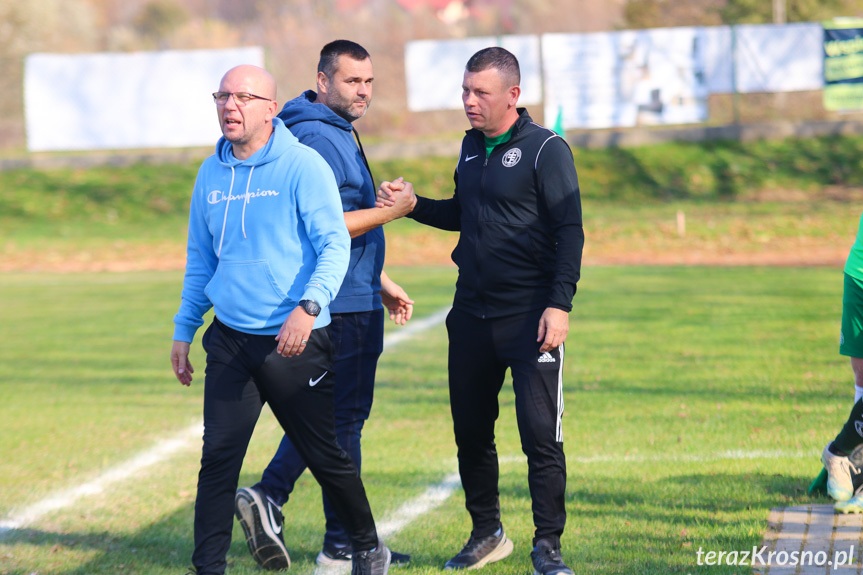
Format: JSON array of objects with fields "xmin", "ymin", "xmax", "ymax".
[{"xmin": 552, "ymin": 106, "xmax": 565, "ymax": 137}]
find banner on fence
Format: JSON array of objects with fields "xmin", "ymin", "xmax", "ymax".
[
  {"xmin": 404, "ymin": 36, "xmax": 541, "ymax": 112},
  {"xmin": 823, "ymin": 18, "xmax": 863, "ymax": 111},
  {"xmin": 542, "ymin": 28, "xmax": 709, "ymax": 130},
  {"xmin": 25, "ymin": 47, "xmax": 264, "ymax": 151},
  {"xmin": 733, "ymin": 23, "xmax": 823, "ymax": 94}
]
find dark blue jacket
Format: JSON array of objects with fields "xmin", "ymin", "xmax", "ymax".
[{"xmin": 278, "ymin": 90, "xmax": 384, "ymax": 313}]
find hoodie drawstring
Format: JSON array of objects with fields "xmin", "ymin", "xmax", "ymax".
[
  {"xmin": 216, "ymin": 165, "xmax": 255, "ymax": 257},
  {"xmin": 216, "ymin": 167, "xmax": 236, "ymax": 258},
  {"xmin": 241, "ymin": 166, "xmax": 254, "ymax": 240}
]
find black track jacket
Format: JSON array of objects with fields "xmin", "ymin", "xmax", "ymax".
[{"xmin": 409, "ymin": 108, "xmax": 584, "ymax": 319}]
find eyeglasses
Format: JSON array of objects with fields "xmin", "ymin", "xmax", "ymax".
[{"xmin": 212, "ymin": 92, "xmax": 272, "ymax": 106}]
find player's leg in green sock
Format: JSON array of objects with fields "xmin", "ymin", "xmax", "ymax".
[{"xmin": 833, "ymin": 399, "xmax": 863, "ymax": 455}]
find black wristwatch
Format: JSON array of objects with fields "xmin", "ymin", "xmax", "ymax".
[{"xmin": 298, "ymin": 299, "xmax": 321, "ymax": 317}]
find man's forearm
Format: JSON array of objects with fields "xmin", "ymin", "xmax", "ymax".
[{"xmin": 344, "ymin": 207, "xmax": 398, "ymax": 238}]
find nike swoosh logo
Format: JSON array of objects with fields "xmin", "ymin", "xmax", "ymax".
[
  {"xmin": 465, "ymin": 154, "xmax": 479, "ymax": 162},
  {"xmin": 309, "ymin": 371, "xmax": 328, "ymax": 387},
  {"xmin": 268, "ymin": 505, "xmax": 282, "ymax": 534}
]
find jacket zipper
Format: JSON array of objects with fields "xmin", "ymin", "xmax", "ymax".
[{"xmin": 477, "ymin": 145, "xmax": 491, "ymax": 318}]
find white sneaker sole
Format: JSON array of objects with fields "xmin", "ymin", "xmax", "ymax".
[
  {"xmin": 316, "ymin": 552, "xmax": 351, "ymax": 566},
  {"xmin": 445, "ymin": 536, "xmax": 514, "ymax": 570}
]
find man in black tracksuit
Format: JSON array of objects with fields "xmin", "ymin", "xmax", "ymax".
[{"xmin": 378, "ymin": 47, "xmax": 583, "ymax": 574}]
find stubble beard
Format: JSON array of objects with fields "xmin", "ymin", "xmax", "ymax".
[{"xmin": 331, "ymin": 94, "xmax": 369, "ymax": 123}]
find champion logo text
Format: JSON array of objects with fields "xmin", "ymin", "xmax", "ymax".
[{"xmin": 207, "ymin": 188, "xmax": 279, "ymax": 204}]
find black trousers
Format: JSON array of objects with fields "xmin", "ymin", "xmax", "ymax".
[
  {"xmin": 192, "ymin": 318, "xmax": 378, "ymax": 575},
  {"xmin": 258, "ymin": 308, "xmax": 385, "ymax": 547},
  {"xmin": 446, "ymin": 307, "xmax": 568, "ymax": 548}
]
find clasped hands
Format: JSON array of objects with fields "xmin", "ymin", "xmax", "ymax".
[{"xmin": 376, "ymin": 177, "xmax": 415, "ymax": 212}]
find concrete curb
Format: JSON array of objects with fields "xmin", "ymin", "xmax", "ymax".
[{"xmin": 754, "ymin": 505, "xmax": 862, "ymax": 574}]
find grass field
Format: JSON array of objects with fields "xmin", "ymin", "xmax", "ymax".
[{"xmin": 0, "ymin": 264, "xmax": 851, "ymax": 574}]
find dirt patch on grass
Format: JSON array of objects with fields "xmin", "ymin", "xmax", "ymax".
[
  {"xmin": 388, "ymin": 235, "xmax": 849, "ymax": 268},
  {"xmin": 0, "ymin": 241, "xmax": 188, "ymax": 273},
  {"xmin": 740, "ymin": 185, "xmax": 863, "ymax": 204},
  {"xmin": 588, "ymin": 246, "xmax": 846, "ymax": 267},
  {"xmin": 0, "ymin": 235, "xmax": 848, "ymax": 273}
]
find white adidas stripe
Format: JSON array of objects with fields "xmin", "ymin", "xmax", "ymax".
[{"xmin": 556, "ymin": 344, "xmax": 565, "ymax": 442}]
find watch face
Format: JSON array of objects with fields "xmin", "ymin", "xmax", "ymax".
[{"xmin": 302, "ymin": 300, "xmax": 321, "ymax": 316}]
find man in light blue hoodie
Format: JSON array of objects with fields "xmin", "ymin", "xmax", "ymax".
[
  {"xmin": 234, "ymin": 40, "xmax": 416, "ymax": 570},
  {"xmin": 171, "ymin": 64, "xmax": 391, "ymax": 575}
]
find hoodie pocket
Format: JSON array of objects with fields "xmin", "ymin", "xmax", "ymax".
[
  {"xmin": 205, "ymin": 260, "xmax": 287, "ymax": 330},
  {"xmin": 347, "ymin": 234, "xmax": 367, "ymax": 289}
]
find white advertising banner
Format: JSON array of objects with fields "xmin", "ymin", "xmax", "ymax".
[
  {"xmin": 25, "ymin": 47, "xmax": 265, "ymax": 151},
  {"xmin": 542, "ymin": 28, "xmax": 709, "ymax": 130},
  {"xmin": 733, "ymin": 23, "xmax": 823, "ymax": 93},
  {"xmin": 405, "ymin": 36, "xmax": 542, "ymax": 112},
  {"xmin": 700, "ymin": 26, "xmax": 735, "ymax": 94}
]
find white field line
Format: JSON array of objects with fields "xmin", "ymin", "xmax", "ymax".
[
  {"xmin": 376, "ymin": 472, "xmax": 463, "ymax": 539},
  {"xmin": 0, "ymin": 422, "xmax": 203, "ymax": 536},
  {"xmin": 311, "ymin": 471, "xmax": 463, "ymax": 575},
  {"xmin": 0, "ymin": 306, "xmax": 451, "ymax": 539},
  {"xmin": 382, "ymin": 306, "xmax": 450, "ymax": 350}
]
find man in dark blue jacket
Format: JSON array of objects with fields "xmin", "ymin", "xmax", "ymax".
[
  {"xmin": 379, "ymin": 47, "xmax": 583, "ymax": 575},
  {"xmin": 233, "ymin": 40, "xmax": 415, "ymax": 571}
]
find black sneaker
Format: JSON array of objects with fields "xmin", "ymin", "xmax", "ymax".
[
  {"xmin": 234, "ymin": 486, "xmax": 290, "ymax": 570},
  {"xmin": 530, "ymin": 540, "xmax": 573, "ymax": 575},
  {"xmin": 317, "ymin": 542, "xmax": 411, "ymax": 566},
  {"xmin": 444, "ymin": 529, "xmax": 514, "ymax": 570},
  {"xmin": 351, "ymin": 542, "xmax": 391, "ymax": 575}
]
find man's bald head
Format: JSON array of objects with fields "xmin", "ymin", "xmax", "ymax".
[
  {"xmin": 220, "ymin": 65, "xmax": 277, "ymax": 101},
  {"xmin": 216, "ymin": 65, "xmax": 279, "ymax": 160}
]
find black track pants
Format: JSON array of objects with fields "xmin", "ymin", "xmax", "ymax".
[
  {"xmin": 191, "ymin": 318, "xmax": 378, "ymax": 575},
  {"xmin": 446, "ymin": 307, "xmax": 567, "ymax": 547}
]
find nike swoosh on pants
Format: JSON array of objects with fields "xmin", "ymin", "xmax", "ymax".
[{"xmin": 309, "ymin": 371, "xmax": 328, "ymax": 386}]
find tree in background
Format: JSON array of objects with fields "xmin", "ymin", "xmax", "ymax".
[
  {"xmin": 134, "ymin": 0, "xmax": 189, "ymax": 47},
  {"xmin": 720, "ymin": 0, "xmax": 861, "ymax": 24},
  {"xmin": 0, "ymin": 0, "xmax": 98, "ymax": 149},
  {"xmin": 625, "ymin": 0, "xmax": 862, "ymax": 28},
  {"xmin": 624, "ymin": 0, "xmax": 724, "ymax": 28}
]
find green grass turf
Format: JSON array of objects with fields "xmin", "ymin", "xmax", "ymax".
[{"xmin": 0, "ymin": 265, "xmax": 851, "ymax": 574}]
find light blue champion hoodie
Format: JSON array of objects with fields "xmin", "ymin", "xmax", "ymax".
[{"xmin": 173, "ymin": 117, "xmax": 350, "ymax": 343}]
